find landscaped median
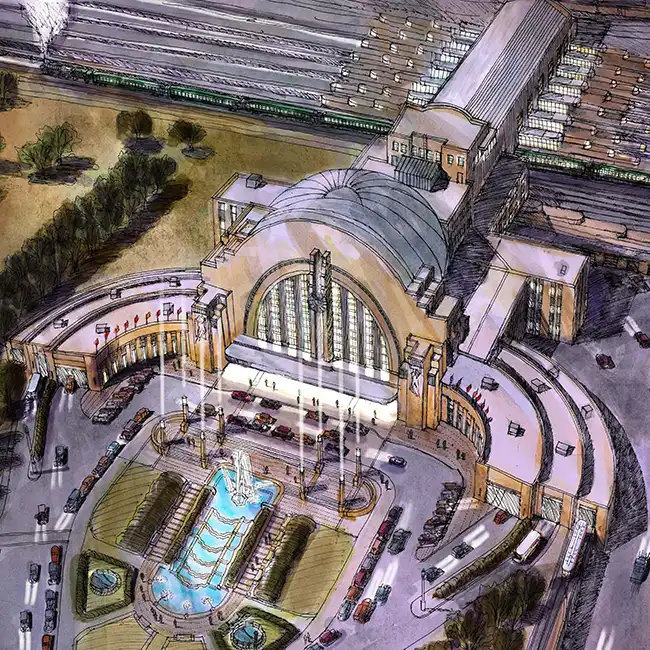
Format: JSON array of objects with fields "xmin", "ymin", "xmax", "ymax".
[
  {"xmin": 431, "ymin": 518, "xmax": 536, "ymax": 600},
  {"xmin": 31, "ymin": 378, "xmax": 56, "ymax": 461}
]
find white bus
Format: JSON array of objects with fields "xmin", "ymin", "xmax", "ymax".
[
  {"xmin": 25, "ymin": 373, "xmax": 42, "ymax": 401},
  {"xmin": 562, "ymin": 519, "xmax": 588, "ymax": 577},
  {"xmin": 513, "ymin": 530, "xmax": 543, "ymax": 563}
]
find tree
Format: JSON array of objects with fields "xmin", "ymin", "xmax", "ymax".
[
  {"xmin": 479, "ymin": 580, "xmax": 519, "ymax": 631},
  {"xmin": 18, "ymin": 139, "xmax": 54, "ymax": 174},
  {"xmin": 0, "ymin": 71, "xmax": 18, "ymax": 110},
  {"xmin": 75, "ymin": 195, "xmax": 101, "ymax": 255},
  {"xmin": 0, "ymin": 359, "xmax": 25, "ymax": 422},
  {"xmin": 3, "ymin": 252, "xmax": 35, "ymax": 312},
  {"xmin": 53, "ymin": 200, "xmax": 85, "ymax": 273},
  {"xmin": 167, "ymin": 119, "xmax": 207, "ymax": 152},
  {"xmin": 0, "ymin": 303, "xmax": 18, "ymax": 343},
  {"xmin": 416, "ymin": 642, "xmax": 452, "ymax": 650},
  {"xmin": 444, "ymin": 610, "xmax": 488, "ymax": 650},
  {"xmin": 41, "ymin": 122, "xmax": 79, "ymax": 164},
  {"xmin": 22, "ymin": 229, "xmax": 57, "ymax": 297},
  {"xmin": 492, "ymin": 628, "xmax": 524, "ymax": 650},
  {"xmin": 513, "ymin": 569, "xmax": 546, "ymax": 621},
  {"xmin": 148, "ymin": 155, "xmax": 177, "ymax": 193},
  {"xmin": 93, "ymin": 176, "xmax": 124, "ymax": 235},
  {"xmin": 116, "ymin": 110, "xmax": 153, "ymax": 141}
]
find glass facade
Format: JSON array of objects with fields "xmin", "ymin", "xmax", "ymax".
[
  {"xmin": 526, "ymin": 277, "xmax": 543, "ymax": 336},
  {"xmin": 256, "ymin": 273, "xmax": 389, "ymax": 371}
]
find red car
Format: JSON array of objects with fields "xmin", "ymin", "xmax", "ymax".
[
  {"xmin": 231, "ymin": 390, "xmax": 254, "ymax": 402},
  {"xmin": 79, "ymin": 474, "xmax": 99, "ymax": 496},
  {"xmin": 271, "ymin": 425, "xmax": 294, "ymax": 441},
  {"xmin": 319, "ymin": 629, "xmax": 342, "ymax": 645},
  {"xmin": 595, "ymin": 354, "xmax": 615, "ymax": 369},
  {"xmin": 635, "ymin": 331, "xmax": 650, "ymax": 348},
  {"xmin": 51, "ymin": 546, "xmax": 62, "ymax": 565},
  {"xmin": 306, "ymin": 410, "xmax": 329, "ymax": 423},
  {"xmin": 494, "ymin": 509, "xmax": 510, "ymax": 525},
  {"xmin": 353, "ymin": 568, "xmax": 369, "ymax": 588},
  {"xmin": 42, "ymin": 635, "xmax": 54, "ymax": 650}
]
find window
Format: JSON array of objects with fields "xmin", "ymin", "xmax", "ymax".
[
  {"xmin": 613, "ymin": 134, "xmax": 621, "ymax": 144},
  {"xmin": 348, "ymin": 97, "xmax": 357, "ymax": 106},
  {"xmin": 230, "ymin": 204, "xmax": 238, "ymax": 221},
  {"xmin": 419, "ymin": 147, "xmax": 425, "ymax": 157},
  {"xmin": 607, "ymin": 149, "xmax": 615, "ymax": 157},
  {"xmin": 218, "ymin": 202, "xmax": 227, "ymax": 233},
  {"xmin": 426, "ymin": 31, "xmax": 434, "ymax": 42},
  {"xmin": 369, "ymin": 69, "xmax": 377, "ymax": 79},
  {"xmin": 456, "ymin": 172, "xmax": 464, "ymax": 183},
  {"xmin": 445, "ymin": 396, "xmax": 455, "ymax": 425},
  {"xmin": 361, "ymin": 39, "xmax": 369, "ymax": 48},
  {"xmin": 374, "ymin": 100, "xmax": 384, "ymax": 110},
  {"xmin": 447, "ymin": 154, "xmax": 454, "ymax": 164},
  {"xmin": 398, "ymin": 30, "xmax": 406, "ymax": 40},
  {"xmin": 641, "ymin": 144, "xmax": 647, "ymax": 152},
  {"xmin": 394, "ymin": 72, "xmax": 401, "ymax": 82},
  {"xmin": 392, "ymin": 140, "xmax": 399, "ymax": 151},
  {"xmin": 369, "ymin": 27, "xmax": 377, "ymax": 37},
  {"xmin": 341, "ymin": 68, "xmax": 349, "ymax": 77},
  {"xmin": 583, "ymin": 139, "xmax": 592, "ymax": 149},
  {"xmin": 404, "ymin": 17, "xmax": 412, "ymax": 27},
  {"xmin": 400, "ymin": 143, "xmax": 408, "ymax": 153},
  {"xmin": 417, "ymin": 44, "xmax": 424, "ymax": 55},
  {"xmin": 358, "ymin": 83, "xmax": 367, "ymax": 94},
  {"xmin": 426, "ymin": 150, "xmax": 433, "ymax": 160},
  {"xmin": 406, "ymin": 58, "xmax": 414, "ymax": 68},
  {"xmin": 610, "ymin": 79, "xmax": 617, "ymax": 88},
  {"xmin": 457, "ymin": 155, "xmax": 465, "ymax": 167},
  {"xmin": 411, "ymin": 146, "xmax": 417, "ymax": 155},
  {"xmin": 435, "ymin": 151, "xmax": 441, "ymax": 162},
  {"xmin": 382, "ymin": 86, "xmax": 391, "ymax": 96},
  {"xmin": 382, "ymin": 54, "xmax": 391, "ymax": 65}
]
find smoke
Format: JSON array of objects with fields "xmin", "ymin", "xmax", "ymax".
[{"xmin": 21, "ymin": 0, "xmax": 69, "ymax": 57}]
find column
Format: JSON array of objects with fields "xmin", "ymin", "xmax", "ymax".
[
  {"xmin": 308, "ymin": 249, "xmax": 334, "ymax": 362},
  {"xmin": 353, "ymin": 447, "xmax": 362, "ymax": 487},
  {"xmin": 338, "ymin": 474, "xmax": 346, "ymax": 516}
]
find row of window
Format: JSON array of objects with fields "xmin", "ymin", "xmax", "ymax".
[
  {"xmin": 444, "ymin": 396, "xmax": 485, "ymax": 456},
  {"xmin": 526, "ymin": 278, "xmax": 544, "ymax": 337},
  {"xmin": 518, "ymin": 133, "xmax": 560, "ymax": 151},
  {"xmin": 390, "ymin": 140, "xmax": 465, "ymax": 166},
  {"xmin": 216, "ymin": 201, "xmax": 244, "ymax": 235},
  {"xmin": 548, "ymin": 282, "xmax": 563, "ymax": 341}
]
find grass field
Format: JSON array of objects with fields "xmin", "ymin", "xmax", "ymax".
[
  {"xmin": 89, "ymin": 462, "xmax": 160, "ymax": 546},
  {"xmin": 278, "ymin": 525, "xmax": 354, "ymax": 616},
  {"xmin": 74, "ymin": 615, "xmax": 151, "ymax": 650},
  {"xmin": 0, "ymin": 72, "xmax": 359, "ymax": 278},
  {"xmin": 166, "ymin": 641, "xmax": 206, "ymax": 650}
]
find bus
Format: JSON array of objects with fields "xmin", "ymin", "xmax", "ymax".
[
  {"xmin": 25, "ymin": 372, "xmax": 42, "ymax": 401},
  {"xmin": 562, "ymin": 519, "xmax": 588, "ymax": 577},
  {"xmin": 513, "ymin": 530, "xmax": 544, "ymax": 563}
]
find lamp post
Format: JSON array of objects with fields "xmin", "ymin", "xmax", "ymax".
[
  {"xmin": 199, "ymin": 431, "xmax": 207, "ymax": 469},
  {"xmin": 298, "ymin": 464, "xmax": 306, "ymax": 501},
  {"xmin": 180, "ymin": 395, "xmax": 189, "ymax": 436},
  {"xmin": 315, "ymin": 434, "xmax": 324, "ymax": 474},
  {"xmin": 159, "ymin": 419, "xmax": 167, "ymax": 455},
  {"xmin": 420, "ymin": 569, "xmax": 427, "ymax": 612},
  {"xmin": 338, "ymin": 474, "xmax": 345, "ymax": 517},
  {"xmin": 216, "ymin": 406, "xmax": 225, "ymax": 447},
  {"xmin": 353, "ymin": 447, "xmax": 362, "ymax": 486}
]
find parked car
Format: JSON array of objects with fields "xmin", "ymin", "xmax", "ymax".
[
  {"xmin": 254, "ymin": 412, "xmax": 277, "ymax": 427},
  {"xmin": 631, "ymin": 553, "xmax": 650, "ymax": 584},
  {"xmin": 134, "ymin": 407, "xmax": 153, "ymax": 424},
  {"xmin": 106, "ymin": 441, "xmax": 124, "ymax": 461},
  {"xmin": 45, "ymin": 590, "xmax": 58, "ymax": 611},
  {"xmin": 388, "ymin": 456, "xmax": 407, "ymax": 468},
  {"xmin": 64, "ymin": 375, "xmax": 76, "ymax": 394},
  {"xmin": 635, "ymin": 331, "xmax": 650, "ymax": 348},
  {"xmin": 231, "ymin": 390, "xmax": 254, "ymax": 402},
  {"xmin": 93, "ymin": 455, "xmax": 112, "ymax": 478},
  {"xmin": 47, "ymin": 562, "xmax": 61, "ymax": 586},
  {"xmin": 119, "ymin": 420, "xmax": 141, "ymax": 443},
  {"xmin": 127, "ymin": 377, "xmax": 144, "ymax": 392},
  {"xmin": 422, "ymin": 566, "xmax": 444, "ymax": 583},
  {"xmin": 29, "ymin": 562, "xmax": 41, "ymax": 584},
  {"xmin": 260, "ymin": 397, "xmax": 282, "ymax": 410},
  {"xmin": 54, "ymin": 445, "xmax": 68, "ymax": 467},
  {"xmin": 387, "ymin": 505, "xmax": 404, "ymax": 521},
  {"xmin": 388, "ymin": 529, "xmax": 411, "ymax": 554},
  {"xmin": 227, "ymin": 414, "xmax": 248, "ymax": 427},
  {"xmin": 79, "ymin": 474, "xmax": 99, "ymax": 497},
  {"xmin": 50, "ymin": 546, "xmax": 62, "ymax": 565},
  {"xmin": 424, "ymin": 516, "xmax": 447, "ymax": 530},
  {"xmin": 375, "ymin": 584, "xmax": 392, "ymax": 605},
  {"xmin": 452, "ymin": 542, "xmax": 474, "ymax": 559},
  {"xmin": 301, "ymin": 433, "xmax": 316, "ymax": 446},
  {"xmin": 20, "ymin": 610, "xmax": 32, "ymax": 632},
  {"xmin": 319, "ymin": 629, "xmax": 342, "ymax": 646},
  {"xmin": 43, "ymin": 608, "xmax": 56, "ymax": 633},
  {"xmin": 494, "ymin": 509, "xmax": 511, "ymax": 525},
  {"xmin": 42, "ymin": 634, "xmax": 54, "ymax": 650},
  {"xmin": 419, "ymin": 530, "xmax": 445, "ymax": 546},
  {"xmin": 202, "ymin": 403, "xmax": 217, "ymax": 417},
  {"xmin": 353, "ymin": 568, "xmax": 370, "ymax": 588},
  {"xmin": 271, "ymin": 425, "xmax": 294, "ymax": 440},
  {"xmin": 353, "ymin": 598, "xmax": 376, "ymax": 623},
  {"xmin": 378, "ymin": 519, "xmax": 397, "ymax": 540},
  {"xmin": 64, "ymin": 489, "xmax": 84, "ymax": 513},
  {"xmin": 595, "ymin": 354, "xmax": 615, "ymax": 369},
  {"xmin": 91, "ymin": 408, "xmax": 119, "ymax": 424},
  {"xmin": 35, "ymin": 504, "xmax": 50, "ymax": 526},
  {"xmin": 248, "ymin": 419, "xmax": 272, "ymax": 432},
  {"xmin": 105, "ymin": 399, "xmax": 126, "ymax": 410},
  {"xmin": 337, "ymin": 599, "xmax": 354, "ymax": 622},
  {"xmin": 325, "ymin": 442, "xmax": 349, "ymax": 456},
  {"xmin": 322, "ymin": 428, "xmax": 345, "ymax": 442},
  {"xmin": 345, "ymin": 585, "xmax": 363, "ymax": 602},
  {"xmin": 113, "ymin": 389, "xmax": 133, "ymax": 404},
  {"xmin": 345, "ymin": 422, "xmax": 370, "ymax": 436},
  {"xmin": 370, "ymin": 535, "xmax": 387, "ymax": 555},
  {"xmin": 305, "ymin": 409, "xmax": 329, "ymax": 423}
]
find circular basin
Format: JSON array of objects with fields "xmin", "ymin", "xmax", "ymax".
[
  {"xmin": 230, "ymin": 620, "xmax": 266, "ymax": 649},
  {"xmin": 89, "ymin": 569, "xmax": 122, "ymax": 596}
]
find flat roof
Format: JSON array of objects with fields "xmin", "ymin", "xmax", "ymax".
[
  {"xmin": 444, "ymin": 354, "xmax": 542, "ymax": 485},
  {"xmin": 499, "ymin": 347, "xmax": 582, "ymax": 496},
  {"xmin": 217, "ymin": 174, "xmax": 290, "ymax": 208},
  {"xmin": 460, "ymin": 267, "xmax": 526, "ymax": 360},
  {"xmin": 392, "ymin": 105, "xmax": 485, "ymax": 150},
  {"xmin": 434, "ymin": 0, "xmax": 569, "ymax": 128},
  {"xmin": 488, "ymin": 235, "xmax": 588, "ymax": 285}
]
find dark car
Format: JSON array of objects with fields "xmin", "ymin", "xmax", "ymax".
[
  {"xmin": 126, "ymin": 377, "xmax": 144, "ymax": 392},
  {"xmin": 35, "ymin": 504, "xmax": 50, "ymax": 525},
  {"xmin": 64, "ymin": 375, "xmax": 76, "ymax": 394},
  {"xmin": 260, "ymin": 397, "xmax": 282, "ymax": 410},
  {"xmin": 47, "ymin": 562, "xmax": 61, "ymax": 586},
  {"xmin": 254, "ymin": 412, "xmax": 277, "ymax": 427},
  {"xmin": 375, "ymin": 584, "xmax": 391, "ymax": 605},
  {"xmin": 337, "ymin": 600, "xmax": 354, "ymax": 622},
  {"xmin": 64, "ymin": 489, "xmax": 84, "ymax": 514},
  {"xmin": 494, "ymin": 509, "xmax": 511, "ymax": 525},
  {"xmin": 106, "ymin": 441, "xmax": 124, "ymax": 461},
  {"xmin": 322, "ymin": 428, "xmax": 345, "ymax": 442},
  {"xmin": 231, "ymin": 390, "xmax": 254, "ymax": 402},
  {"xmin": 635, "ymin": 331, "xmax": 650, "ymax": 348},
  {"xmin": 388, "ymin": 528, "xmax": 411, "ymax": 554},
  {"xmin": 248, "ymin": 419, "xmax": 272, "ymax": 433},
  {"xmin": 271, "ymin": 425, "xmax": 294, "ymax": 440},
  {"xmin": 387, "ymin": 505, "xmax": 404, "ymax": 521},
  {"xmin": 325, "ymin": 442, "xmax": 349, "ymax": 457},
  {"xmin": 419, "ymin": 530, "xmax": 445, "ymax": 546},
  {"xmin": 319, "ymin": 629, "xmax": 342, "ymax": 646},
  {"xmin": 452, "ymin": 542, "xmax": 474, "ymax": 559},
  {"xmin": 45, "ymin": 590, "xmax": 58, "ymax": 611},
  {"xmin": 43, "ymin": 608, "xmax": 56, "ymax": 633},
  {"xmin": 29, "ymin": 562, "xmax": 41, "ymax": 584},
  {"xmin": 93, "ymin": 455, "xmax": 112, "ymax": 477},
  {"xmin": 42, "ymin": 634, "xmax": 54, "ymax": 650},
  {"xmin": 20, "ymin": 610, "xmax": 32, "ymax": 632},
  {"xmin": 301, "ymin": 433, "xmax": 316, "ymax": 446},
  {"xmin": 202, "ymin": 403, "xmax": 217, "ymax": 417},
  {"xmin": 422, "ymin": 566, "xmax": 444, "ymax": 583},
  {"xmin": 54, "ymin": 445, "xmax": 68, "ymax": 468},
  {"xmin": 631, "ymin": 553, "xmax": 650, "ymax": 584},
  {"xmin": 345, "ymin": 422, "xmax": 370, "ymax": 436},
  {"xmin": 91, "ymin": 407, "xmax": 120, "ymax": 424},
  {"xmin": 133, "ymin": 407, "xmax": 153, "ymax": 424},
  {"xmin": 595, "ymin": 354, "xmax": 615, "ymax": 370},
  {"xmin": 227, "ymin": 414, "xmax": 248, "ymax": 427},
  {"xmin": 388, "ymin": 456, "xmax": 407, "ymax": 468},
  {"xmin": 306, "ymin": 409, "xmax": 329, "ymax": 423}
]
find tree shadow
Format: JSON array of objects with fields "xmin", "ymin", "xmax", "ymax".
[
  {"xmin": 125, "ymin": 137, "xmax": 164, "ymax": 155},
  {"xmin": 181, "ymin": 146, "xmax": 215, "ymax": 161},
  {"xmin": 0, "ymin": 159, "xmax": 23, "ymax": 176},
  {"xmin": 0, "ymin": 452, "xmax": 23, "ymax": 470},
  {"xmin": 28, "ymin": 156, "xmax": 97, "ymax": 185}
]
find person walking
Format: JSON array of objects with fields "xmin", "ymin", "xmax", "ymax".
[
  {"xmin": 273, "ymin": 381, "xmax": 276, "ymax": 391},
  {"xmin": 335, "ymin": 399, "xmax": 339, "ymax": 409},
  {"xmin": 265, "ymin": 378, "xmax": 269, "ymax": 387},
  {"xmin": 312, "ymin": 396, "xmax": 316, "ymax": 406}
]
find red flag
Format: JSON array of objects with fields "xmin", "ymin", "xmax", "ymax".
[
  {"xmin": 485, "ymin": 406, "xmax": 489, "ymax": 414},
  {"xmin": 134, "ymin": 315, "xmax": 139, "ymax": 324},
  {"xmin": 177, "ymin": 307, "xmax": 182, "ymax": 315},
  {"xmin": 156, "ymin": 309, "xmax": 161, "ymax": 317},
  {"xmin": 476, "ymin": 393, "xmax": 482, "ymax": 403},
  {"xmin": 124, "ymin": 320, "xmax": 129, "ymax": 330},
  {"xmin": 472, "ymin": 389, "xmax": 478, "ymax": 399},
  {"xmin": 104, "ymin": 330, "xmax": 109, "ymax": 340},
  {"xmin": 115, "ymin": 325, "xmax": 120, "ymax": 334},
  {"xmin": 466, "ymin": 384, "xmax": 472, "ymax": 393},
  {"xmin": 94, "ymin": 338, "xmax": 99, "ymax": 347}
]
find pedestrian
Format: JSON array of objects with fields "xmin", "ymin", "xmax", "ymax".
[
  {"xmin": 249, "ymin": 378, "xmax": 253, "ymax": 388},
  {"xmin": 348, "ymin": 407, "xmax": 352, "ymax": 416},
  {"xmin": 286, "ymin": 465, "xmax": 290, "ymax": 476},
  {"xmin": 265, "ymin": 378, "xmax": 269, "ymax": 387},
  {"xmin": 316, "ymin": 398, "xmax": 319, "ymax": 407},
  {"xmin": 188, "ymin": 369, "xmax": 193, "ymax": 377},
  {"xmin": 293, "ymin": 475, "xmax": 297, "ymax": 483},
  {"xmin": 312, "ymin": 396, "xmax": 316, "ymax": 406},
  {"xmin": 371, "ymin": 417, "xmax": 376, "ymax": 426},
  {"xmin": 174, "ymin": 619, "xmax": 178, "ymax": 628},
  {"xmin": 297, "ymin": 395, "xmax": 300, "ymax": 404},
  {"xmin": 208, "ymin": 615, "xmax": 213, "ymax": 625},
  {"xmin": 273, "ymin": 381, "xmax": 276, "ymax": 391},
  {"xmin": 336, "ymin": 399, "xmax": 339, "ymax": 409},
  {"xmin": 374, "ymin": 410, "xmax": 377, "ymax": 419}
]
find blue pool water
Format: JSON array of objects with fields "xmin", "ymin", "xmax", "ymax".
[{"xmin": 152, "ymin": 468, "xmax": 279, "ymax": 616}]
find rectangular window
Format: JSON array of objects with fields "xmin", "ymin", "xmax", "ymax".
[
  {"xmin": 283, "ymin": 278, "xmax": 298, "ymax": 348},
  {"xmin": 269, "ymin": 284, "xmax": 282, "ymax": 345},
  {"xmin": 457, "ymin": 156, "xmax": 465, "ymax": 167},
  {"xmin": 348, "ymin": 294, "xmax": 359, "ymax": 364},
  {"xmin": 364, "ymin": 306, "xmax": 374, "ymax": 369},
  {"xmin": 229, "ymin": 204, "xmax": 238, "ymax": 221},
  {"xmin": 400, "ymin": 143, "xmax": 408, "ymax": 154},
  {"xmin": 218, "ymin": 202, "xmax": 227, "ymax": 232},
  {"xmin": 299, "ymin": 275, "xmax": 311, "ymax": 353},
  {"xmin": 380, "ymin": 336, "xmax": 389, "ymax": 371},
  {"xmin": 445, "ymin": 396, "xmax": 454, "ymax": 425},
  {"xmin": 455, "ymin": 405, "xmax": 463, "ymax": 430},
  {"xmin": 332, "ymin": 283, "xmax": 343, "ymax": 360},
  {"xmin": 426, "ymin": 150, "xmax": 433, "ymax": 160},
  {"xmin": 435, "ymin": 151, "xmax": 441, "ymax": 162},
  {"xmin": 392, "ymin": 140, "xmax": 399, "ymax": 151},
  {"xmin": 447, "ymin": 154, "xmax": 454, "ymax": 164},
  {"xmin": 418, "ymin": 147, "xmax": 425, "ymax": 157}
]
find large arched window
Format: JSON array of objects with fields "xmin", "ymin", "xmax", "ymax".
[{"xmin": 257, "ymin": 274, "xmax": 390, "ymax": 371}]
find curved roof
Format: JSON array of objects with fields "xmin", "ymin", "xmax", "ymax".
[{"xmin": 264, "ymin": 168, "xmax": 449, "ymax": 287}]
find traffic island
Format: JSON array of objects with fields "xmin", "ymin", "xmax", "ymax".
[{"xmin": 211, "ymin": 606, "xmax": 299, "ymax": 650}]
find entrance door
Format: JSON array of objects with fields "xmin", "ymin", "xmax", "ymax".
[{"xmin": 486, "ymin": 482, "xmax": 522, "ymax": 517}]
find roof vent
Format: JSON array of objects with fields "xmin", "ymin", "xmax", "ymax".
[
  {"xmin": 109, "ymin": 288, "xmax": 122, "ymax": 300},
  {"xmin": 555, "ymin": 441, "xmax": 575, "ymax": 457},
  {"xmin": 559, "ymin": 263, "xmax": 568, "ymax": 276},
  {"xmin": 508, "ymin": 421, "xmax": 525, "ymax": 437},
  {"xmin": 53, "ymin": 318, "xmax": 69, "ymax": 329},
  {"xmin": 246, "ymin": 174, "xmax": 264, "ymax": 189},
  {"xmin": 95, "ymin": 323, "xmax": 110, "ymax": 334}
]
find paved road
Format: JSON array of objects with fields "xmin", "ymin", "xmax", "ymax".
[{"xmin": 553, "ymin": 287, "xmax": 650, "ymax": 650}]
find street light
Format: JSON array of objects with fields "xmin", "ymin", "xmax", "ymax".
[{"xmin": 420, "ymin": 569, "xmax": 427, "ymax": 612}]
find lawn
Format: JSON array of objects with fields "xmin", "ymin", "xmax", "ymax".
[
  {"xmin": 0, "ymin": 71, "xmax": 359, "ymax": 278},
  {"xmin": 166, "ymin": 642, "xmax": 206, "ymax": 650},
  {"xmin": 89, "ymin": 462, "xmax": 160, "ymax": 546},
  {"xmin": 74, "ymin": 615, "xmax": 151, "ymax": 650},
  {"xmin": 277, "ymin": 525, "xmax": 354, "ymax": 616},
  {"xmin": 85, "ymin": 555, "xmax": 131, "ymax": 614}
]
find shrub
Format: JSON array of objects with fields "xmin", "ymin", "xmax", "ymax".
[
  {"xmin": 256, "ymin": 515, "xmax": 316, "ymax": 603},
  {"xmin": 0, "ymin": 359, "xmax": 25, "ymax": 422},
  {"xmin": 168, "ymin": 119, "xmax": 207, "ymax": 151},
  {"xmin": 116, "ymin": 109, "xmax": 153, "ymax": 141},
  {"xmin": 32, "ymin": 378, "xmax": 56, "ymax": 460},
  {"xmin": 416, "ymin": 641, "xmax": 452, "ymax": 650},
  {"xmin": 223, "ymin": 505, "xmax": 272, "ymax": 589},
  {"xmin": 17, "ymin": 122, "xmax": 79, "ymax": 173}
]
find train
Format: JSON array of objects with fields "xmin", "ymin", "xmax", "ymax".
[
  {"xmin": 40, "ymin": 60, "xmax": 392, "ymax": 136},
  {"xmin": 561, "ymin": 518, "xmax": 588, "ymax": 577}
]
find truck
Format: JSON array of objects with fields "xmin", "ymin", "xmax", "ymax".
[
  {"xmin": 514, "ymin": 530, "xmax": 544, "ymax": 564},
  {"xmin": 631, "ymin": 554, "xmax": 650, "ymax": 584}
]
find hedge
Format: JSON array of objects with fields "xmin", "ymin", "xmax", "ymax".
[
  {"xmin": 431, "ymin": 518, "xmax": 535, "ymax": 600},
  {"xmin": 32, "ymin": 378, "xmax": 56, "ymax": 460},
  {"xmin": 0, "ymin": 360, "xmax": 25, "ymax": 424},
  {"xmin": 163, "ymin": 485, "xmax": 214, "ymax": 565},
  {"xmin": 74, "ymin": 549, "xmax": 135, "ymax": 620},
  {"xmin": 256, "ymin": 515, "xmax": 316, "ymax": 604},
  {"xmin": 117, "ymin": 471, "xmax": 184, "ymax": 555}
]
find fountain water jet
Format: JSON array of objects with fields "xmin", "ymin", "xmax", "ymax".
[{"xmin": 224, "ymin": 450, "xmax": 257, "ymax": 506}]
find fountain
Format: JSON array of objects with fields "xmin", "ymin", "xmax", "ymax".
[{"xmin": 223, "ymin": 450, "xmax": 257, "ymax": 506}]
